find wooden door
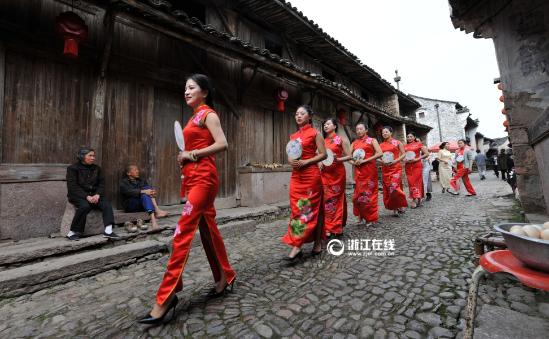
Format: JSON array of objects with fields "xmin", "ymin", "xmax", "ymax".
[{"xmin": 151, "ymin": 88, "xmax": 188, "ymax": 205}]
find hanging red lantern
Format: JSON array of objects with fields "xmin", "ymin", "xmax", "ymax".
[
  {"xmin": 336, "ymin": 108, "xmax": 348, "ymax": 125},
  {"xmin": 55, "ymin": 11, "xmax": 88, "ymax": 58},
  {"xmin": 499, "ymin": 95, "xmax": 505, "ymax": 102},
  {"xmin": 497, "ymin": 83, "xmax": 503, "ymax": 90},
  {"xmin": 503, "ymin": 120, "xmax": 509, "ymax": 127},
  {"xmin": 501, "ymin": 108, "xmax": 507, "ymax": 114},
  {"xmin": 276, "ymin": 88, "xmax": 288, "ymax": 112}
]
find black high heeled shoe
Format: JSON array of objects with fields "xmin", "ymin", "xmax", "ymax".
[
  {"xmin": 138, "ymin": 295, "xmax": 178, "ymax": 325},
  {"xmin": 283, "ymin": 250, "xmax": 303, "ymax": 264},
  {"xmin": 207, "ymin": 278, "xmax": 236, "ymax": 298}
]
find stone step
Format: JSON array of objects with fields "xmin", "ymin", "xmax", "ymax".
[
  {"xmin": 0, "ymin": 225, "xmax": 172, "ymax": 268},
  {"xmin": 0, "ymin": 240, "xmax": 168, "ymax": 299}
]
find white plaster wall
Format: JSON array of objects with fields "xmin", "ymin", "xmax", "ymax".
[{"xmin": 411, "ymin": 96, "xmax": 466, "ymax": 147}]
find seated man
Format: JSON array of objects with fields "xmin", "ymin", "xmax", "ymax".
[
  {"xmin": 120, "ymin": 164, "xmax": 168, "ymax": 230},
  {"xmin": 66, "ymin": 147, "xmax": 120, "ymax": 241}
]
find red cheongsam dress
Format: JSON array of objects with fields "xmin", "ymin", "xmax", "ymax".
[
  {"xmin": 404, "ymin": 141, "xmax": 425, "ymax": 199},
  {"xmin": 379, "ymin": 138, "xmax": 408, "ymax": 210},
  {"xmin": 156, "ymin": 104, "xmax": 236, "ymax": 305},
  {"xmin": 351, "ymin": 136, "xmax": 379, "ymax": 223},
  {"xmin": 282, "ymin": 124, "xmax": 324, "ymax": 247},
  {"xmin": 321, "ymin": 132, "xmax": 347, "ymax": 235},
  {"xmin": 450, "ymin": 147, "xmax": 476, "ymax": 195}
]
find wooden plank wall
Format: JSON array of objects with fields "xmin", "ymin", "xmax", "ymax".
[
  {"xmin": 1, "ymin": 50, "xmax": 94, "ymax": 163},
  {"xmin": 0, "ymin": 0, "xmax": 372, "ymax": 208}
]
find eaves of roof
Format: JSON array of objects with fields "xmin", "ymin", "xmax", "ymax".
[
  {"xmin": 236, "ymin": 0, "xmax": 414, "ymax": 99},
  {"xmin": 100, "ymin": 0, "xmax": 430, "ymax": 129}
]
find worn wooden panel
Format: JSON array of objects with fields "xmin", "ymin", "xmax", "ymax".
[
  {"xmin": 0, "ymin": 41, "xmax": 4, "ymax": 163},
  {"xmin": 214, "ymin": 103, "xmax": 237, "ymax": 198},
  {"xmin": 101, "ymin": 76, "xmax": 154, "ymax": 207},
  {"xmin": 2, "ymin": 50, "xmax": 93, "ymax": 164},
  {"xmin": 113, "ymin": 18, "xmax": 159, "ymax": 65},
  {"xmin": 151, "ymin": 88, "xmax": 186, "ymax": 205}
]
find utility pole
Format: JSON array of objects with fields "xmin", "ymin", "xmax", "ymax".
[{"xmin": 435, "ymin": 103, "xmax": 443, "ymax": 142}]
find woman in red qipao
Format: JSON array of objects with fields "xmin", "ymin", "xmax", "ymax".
[
  {"xmin": 320, "ymin": 118, "xmax": 351, "ymax": 238},
  {"xmin": 448, "ymin": 139, "xmax": 477, "ymax": 196},
  {"xmin": 379, "ymin": 126, "xmax": 408, "ymax": 217},
  {"xmin": 139, "ymin": 74, "xmax": 236, "ymax": 325},
  {"xmin": 403, "ymin": 132, "xmax": 429, "ymax": 208},
  {"xmin": 282, "ymin": 105, "xmax": 327, "ymax": 262},
  {"xmin": 350, "ymin": 122, "xmax": 382, "ymax": 226}
]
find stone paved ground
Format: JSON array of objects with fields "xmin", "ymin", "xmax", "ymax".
[{"xmin": 1, "ymin": 175, "xmax": 548, "ymax": 338}]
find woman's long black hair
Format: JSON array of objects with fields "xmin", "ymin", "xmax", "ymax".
[
  {"xmin": 322, "ymin": 117, "xmax": 339, "ymax": 138},
  {"xmin": 187, "ymin": 73, "xmax": 215, "ymax": 108}
]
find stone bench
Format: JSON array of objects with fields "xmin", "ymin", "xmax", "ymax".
[{"xmin": 59, "ymin": 202, "xmax": 151, "ymax": 236}]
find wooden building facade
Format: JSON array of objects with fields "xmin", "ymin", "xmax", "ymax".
[{"xmin": 0, "ymin": 0, "xmax": 430, "ymax": 240}]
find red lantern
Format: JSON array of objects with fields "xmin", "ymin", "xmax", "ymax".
[
  {"xmin": 503, "ymin": 120, "xmax": 509, "ymax": 127},
  {"xmin": 276, "ymin": 88, "xmax": 288, "ymax": 112},
  {"xmin": 501, "ymin": 108, "xmax": 507, "ymax": 114},
  {"xmin": 499, "ymin": 95, "xmax": 505, "ymax": 102},
  {"xmin": 497, "ymin": 83, "xmax": 503, "ymax": 90},
  {"xmin": 55, "ymin": 11, "xmax": 88, "ymax": 58},
  {"xmin": 336, "ymin": 109, "xmax": 348, "ymax": 125}
]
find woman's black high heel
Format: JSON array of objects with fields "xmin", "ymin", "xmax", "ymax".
[
  {"xmin": 138, "ymin": 295, "xmax": 178, "ymax": 325},
  {"xmin": 207, "ymin": 278, "xmax": 236, "ymax": 298}
]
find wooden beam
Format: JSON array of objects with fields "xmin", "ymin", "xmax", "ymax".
[
  {"xmin": 283, "ymin": 39, "xmax": 296, "ymax": 62},
  {"xmin": 90, "ymin": 9, "xmax": 116, "ymax": 162},
  {"xmin": 213, "ymin": 6, "xmax": 234, "ymax": 35},
  {"xmin": 0, "ymin": 164, "xmax": 69, "ymax": 183}
]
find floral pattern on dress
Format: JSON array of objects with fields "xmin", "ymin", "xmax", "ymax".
[
  {"xmin": 332, "ymin": 135, "xmax": 342, "ymax": 145},
  {"xmin": 291, "ymin": 198, "xmax": 313, "ymax": 236},
  {"xmin": 174, "ymin": 200, "xmax": 194, "ymax": 237},
  {"xmin": 391, "ymin": 139, "xmax": 399, "ymax": 147},
  {"xmin": 192, "ymin": 110, "xmax": 208, "ymax": 127},
  {"xmin": 181, "ymin": 201, "xmax": 194, "ymax": 216},
  {"xmin": 324, "ymin": 197, "xmax": 337, "ymax": 214}
]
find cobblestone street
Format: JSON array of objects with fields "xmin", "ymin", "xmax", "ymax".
[{"xmin": 1, "ymin": 175, "xmax": 548, "ymax": 338}]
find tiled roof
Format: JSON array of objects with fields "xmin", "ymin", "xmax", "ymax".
[{"xmin": 112, "ymin": 0, "xmax": 429, "ymax": 129}]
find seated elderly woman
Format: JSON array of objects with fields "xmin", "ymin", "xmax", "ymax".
[
  {"xmin": 66, "ymin": 147, "xmax": 120, "ymax": 241},
  {"xmin": 119, "ymin": 164, "xmax": 168, "ymax": 231}
]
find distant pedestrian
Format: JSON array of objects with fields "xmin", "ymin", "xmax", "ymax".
[
  {"xmin": 474, "ymin": 150, "xmax": 487, "ymax": 180},
  {"xmin": 448, "ymin": 139, "xmax": 476, "ymax": 196},
  {"xmin": 497, "ymin": 149, "xmax": 508, "ymax": 180},
  {"xmin": 492, "ymin": 155, "xmax": 499, "ymax": 178},
  {"xmin": 422, "ymin": 156, "xmax": 433, "ymax": 201},
  {"xmin": 431, "ymin": 158, "xmax": 439, "ymax": 181},
  {"xmin": 437, "ymin": 142, "xmax": 453, "ymax": 193}
]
